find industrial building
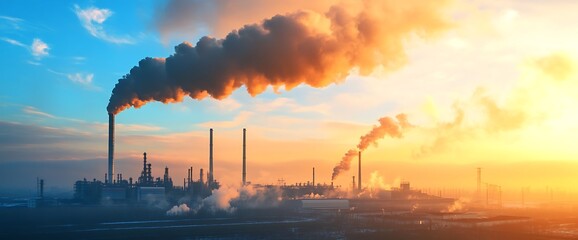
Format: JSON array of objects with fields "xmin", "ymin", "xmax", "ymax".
[{"xmin": 74, "ymin": 116, "xmax": 222, "ymax": 204}]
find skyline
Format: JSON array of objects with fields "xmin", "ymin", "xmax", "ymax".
[{"xmin": 1, "ymin": 0, "xmax": 578, "ymax": 202}]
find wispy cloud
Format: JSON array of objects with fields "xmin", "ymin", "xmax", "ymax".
[
  {"xmin": 198, "ymin": 111, "xmax": 253, "ymax": 129},
  {"xmin": 1, "ymin": 37, "xmax": 26, "ymax": 47},
  {"xmin": 47, "ymin": 69, "xmax": 100, "ymax": 90},
  {"xmin": 67, "ymin": 73, "xmax": 93, "ymax": 85},
  {"xmin": 72, "ymin": 56, "xmax": 86, "ymax": 64},
  {"xmin": 26, "ymin": 60, "xmax": 41, "ymax": 66},
  {"xmin": 1, "ymin": 37, "xmax": 49, "ymax": 60},
  {"xmin": 73, "ymin": 5, "xmax": 134, "ymax": 44},
  {"xmin": 31, "ymin": 38, "xmax": 49, "ymax": 58},
  {"xmin": 22, "ymin": 106, "xmax": 56, "ymax": 119},
  {"xmin": 0, "ymin": 15, "xmax": 24, "ymax": 30}
]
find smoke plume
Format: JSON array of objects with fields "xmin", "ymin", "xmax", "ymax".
[
  {"xmin": 191, "ymin": 184, "xmax": 282, "ymax": 214},
  {"xmin": 155, "ymin": 0, "xmax": 336, "ymax": 40},
  {"xmin": 107, "ymin": 0, "xmax": 451, "ymax": 114},
  {"xmin": 332, "ymin": 114, "xmax": 411, "ymax": 180},
  {"xmin": 166, "ymin": 203, "xmax": 191, "ymax": 216}
]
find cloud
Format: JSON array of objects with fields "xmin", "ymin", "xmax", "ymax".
[
  {"xmin": 154, "ymin": 0, "xmax": 337, "ymax": 41},
  {"xmin": 67, "ymin": 73, "xmax": 93, "ymax": 85},
  {"xmin": 198, "ymin": 111, "xmax": 253, "ymax": 129},
  {"xmin": 72, "ymin": 56, "xmax": 86, "ymax": 64},
  {"xmin": 67, "ymin": 73, "xmax": 101, "ymax": 90},
  {"xmin": 73, "ymin": 5, "xmax": 133, "ymax": 44},
  {"xmin": 22, "ymin": 106, "xmax": 56, "ymax": 119},
  {"xmin": 0, "ymin": 15, "xmax": 24, "ymax": 30},
  {"xmin": 1, "ymin": 37, "xmax": 50, "ymax": 60},
  {"xmin": 47, "ymin": 69, "xmax": 100, "ymax": 90},
  {"xmin": 26, "ymin": 60, "xmax": 41, "ymax": 66},
  {"xmin": 1, "ymin": 37, "xmax": 26, "ymax": 47},
  {"xmin": 532, "ymin": 53, "xmax": 575, "ymax": 81},
  {"xmin": 31, "ymin": 38, "xmax": 49, "ymax": 58}
]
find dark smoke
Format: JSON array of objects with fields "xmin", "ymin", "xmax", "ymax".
[
  {"xmin": 107, "ymin": 0, "xmax": 451, "ymax": 114},
  {"xmin": 332, "ymin": 114, "xmax": 411, "ymax": 180}
]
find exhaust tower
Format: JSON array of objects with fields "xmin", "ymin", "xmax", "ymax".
[
  {"xmin": 243, "ymin": 128, "xmax": 246, "ymax": 185},
  {"xmin": 108, "ymin": 113, "xmax": 114, "ymax": 184},
  {"xmin": 358, "ymin": 151, "xmax": 362, "ymax": 191},
  {"xmin": 209, "ymin": 128, "xmax": 214, "ymax": 186}
]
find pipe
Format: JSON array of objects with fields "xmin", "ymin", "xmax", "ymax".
[
  {"xmin": 108, "ymin": 113, "xmax": 114, "ymax": 185},
  {"xmin": 209, "ymin": 128, "xmax": 213, "ymax": 186},
  {"xmin": 358, "ymin": 151, "xmax": 362, "ymax": 191},
  {"xmin": 242, "ymin": 128, "xmax": 246, "ymax": 186}
]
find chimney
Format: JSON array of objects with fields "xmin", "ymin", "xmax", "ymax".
[
  {"xmin": 477, "ymin": 167, "xmax": 481, "ymax": 203},
  {"xmin": 358, "ymin": 151, "xmax": 362, "ymax": 191},
  {"xmin": 200, "ymin": 168, "xmax": 204, "ymax": 184},
  {"xmin": 39, "ymin": 179, "xmax": 44, "ymax": 199},
  {"xmin": 187, "ymin": 168, "xmax": 191, "ymax": 187},
  {"xmin": 242, "ymin": 128, "xmax": 246, "ymax": 186},
  {"xmin": 108, "ymin": 113, "xmax": 114, "ymax": 185},
  {"xmin": 312, "ymin": 167, "xmax": 315, "ymax": 186},
  {"xmin": 209, "ymin": 128, "xmax": 213, "ymax": 186}
]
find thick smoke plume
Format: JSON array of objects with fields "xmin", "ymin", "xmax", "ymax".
[
  {"xmin": 331, "ymin": 114, "xmax": 411, "ymax": 180},
  {"xmin": 107, "ymin": 0, "xmax": 450, "ymax": 114}
]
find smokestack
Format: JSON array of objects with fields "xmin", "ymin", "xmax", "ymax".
[
  {"xmin": 312, "ymin": 167, "xmax": 315, "ymax": 186},
  {"xmin": 242, "ymin": 128, "xmax": 246, "ymax": 186},
  {"xmin": 200, "ymin": 168, "xmax": 204, "ymax": 184},
  {"xmin": 209, "ymin": 128, "xmax": 213, "ymax": 186},
  {"xmin": 187, "ymin": 168, "xmax": 191, "ymax": 187},
  {"xmin": 358, "ymin": 151, "xmax": 362, "ymax": 190},
  {"xmin": 108, "ymin": 113, "xmax": 114, "ymax": 185},
  {"xmin": 39, "ymin": 179, "xmax": 44, "ymax": 199},
  {"xmin": 477, "ymin": 167, "xmax": 481, "ymax": 203}
]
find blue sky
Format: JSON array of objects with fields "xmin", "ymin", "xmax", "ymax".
[{"xmin": 1, "ymin": 0, "xmax": 175, "ymax": 126}]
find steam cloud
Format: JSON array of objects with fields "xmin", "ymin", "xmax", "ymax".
[
  {"xmin": 107, "ymin": 0, "xmax": 450, "ymax": 114},
  {"xmin": 185, "ymin": 184, "xmax": 282, "ymax": 214},
  {"xmin": 331, "ymin": 114, "xmax": 411, "ymax": 180},
  {"xmin": 166, "ymin": 203, "xmax": 191, "ymax": 216}
]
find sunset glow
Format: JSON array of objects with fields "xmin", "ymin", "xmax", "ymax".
[{"xmin": 1, "ymin": 0, "xmax": 578, "ymax": 205}]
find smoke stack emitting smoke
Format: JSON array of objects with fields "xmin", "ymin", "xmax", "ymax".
[
  {"xmin": 332, "ymin": 114, "xmax": 411, "ymax": 180},
  {"xmin": 106, "ymin": 0, "xmax": 450, "ymax": 114}
]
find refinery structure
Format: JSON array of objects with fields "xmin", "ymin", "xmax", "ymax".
[
  {"xmin": 70, "ymin": 113, "xmax": 454, "ymax": 210},
  {"xmin": 9, "ymin": 113, "xmax": 547, "ymax": 240}
]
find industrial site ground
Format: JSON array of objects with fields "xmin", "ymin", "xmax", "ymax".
[{"xmin": 2, "ymin": 205, "xmax": 578, "ymax": 240}]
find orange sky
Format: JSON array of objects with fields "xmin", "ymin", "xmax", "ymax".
[{"xmin": 2, "ymin": 0, "xmax": 578, "ymax": 203}]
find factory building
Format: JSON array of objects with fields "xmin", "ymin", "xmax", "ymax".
[{"xmin": 74, "ymin": 127, "xmax": 221, "ymax": 204}]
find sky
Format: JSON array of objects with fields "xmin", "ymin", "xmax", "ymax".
[{"xmin": 1, "ymin": 0, "xmax": 578, "ymax": 202}]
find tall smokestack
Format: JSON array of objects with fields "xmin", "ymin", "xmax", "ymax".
[
  {"xmin": 477, "ymin": 167, "xmax": 481, "ymax": 203},
  {"xmin": 312, "ymin": 167, "xmax": 315, "ymax": 186},
  {"xmin": 242, "ymin": 128, "xmax": 246, "ymax": 186},
  {"xmin": 209, "ymin": 128, "xmax": 213, "ymax": 186},
  {"xmin": 358, "ymin": 151, "xmax": 362, "ymax": 190},
  {"xmin": 108, "ymin": 113, "xmax": 114, "ymax": 185}
]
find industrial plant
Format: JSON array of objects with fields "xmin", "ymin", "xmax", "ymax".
[
  {"xmin": 1, "ymin": 115, "xmax": 563, "ymax": 240},
  {"xmin": 71, "ymin": 114, "xmax": 452, "ymax": 208}
]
